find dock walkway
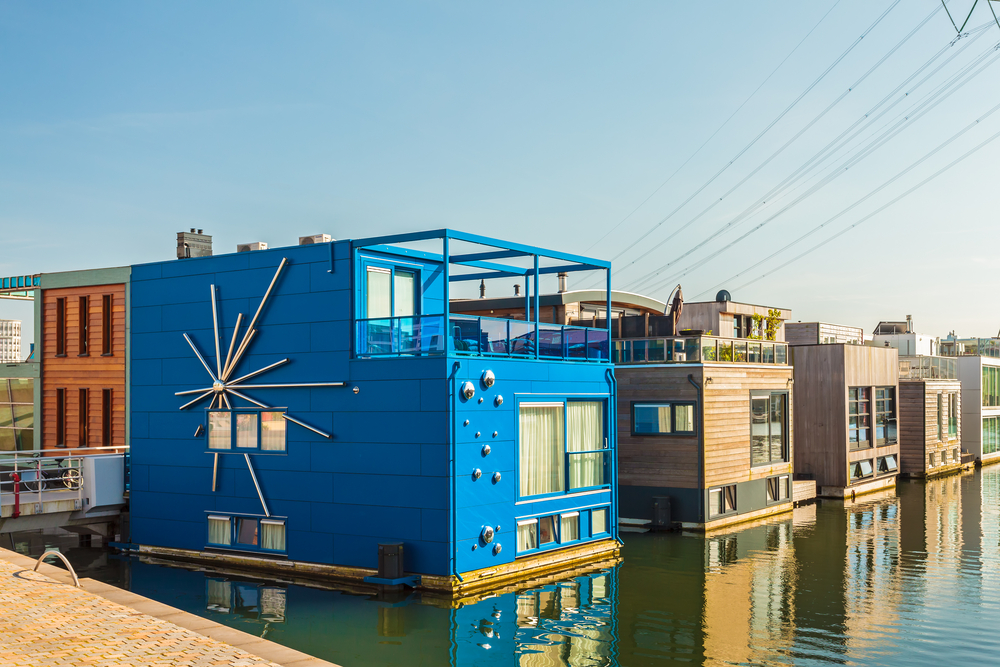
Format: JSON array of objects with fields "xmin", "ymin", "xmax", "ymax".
[{"xmin": 0, "ymin": 548, "xmax": 336, "ymax": 667}]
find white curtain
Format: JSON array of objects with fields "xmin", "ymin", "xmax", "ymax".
[
  {"xmin": 568, "ymin": 401, "xmax": 603, "ymax": 489},
  {"xmin": 517, "ymin": 522, "xmax": 537, "ymax": 552},
  {"xmin": 674, "ymin": 404, "xmax": 693, "ymax": 432},
  {"xmin": 260, "ymin": 412, "xmax": 286, "ymax": 451},
  {"xmin": 261, "ymin": 521, "xmax": 286, "ymax": 551},
  {"xmin": 208, "ymin": 516, "xmax": 230, "ymax": 545},
  {"xmin": 394, "ymin": 271, "xmax": 416, "ymax": 317},
  {"xmin": 561, "ymin": 514, "xmax": 579, "ymax": 541},
  {"xmin": 366, "ymin": 268, "xmax": 391, "ymax": 318},
  {"xmin": 519, "ymin": 404, "xmax": 564, "ymax": 496},
  {"xmin": 592, "ymin": 508, "xmax": 607, "ymax": 534},
  {"xmin": 208, "ymin": 412, "xmax": 231, "ymax": 450},
  {"xmin": 236, "ymin": 413, "xmax": 257, "ymax": 448}
]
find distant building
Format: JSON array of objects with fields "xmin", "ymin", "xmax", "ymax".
[
  {"xmin": 785, "ymin": 322, "xmax": 863, "ymax": 346},
  {"xmin": 0, "ymin": 320, "xmax": 20, "ymax": 363},
  {"xmin": 674, "ymin": 291, "xmax": 792, "ymax": 341},
  {"xmin": 939, "ymin": 335, "xmax": 1000, "ymax": 466},
  {"xmin": 871, "ymin": 317, "xmax": 939, "ymax": 356}
]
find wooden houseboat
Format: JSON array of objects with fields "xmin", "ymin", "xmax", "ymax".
[
  {"xmin": 897, "ymin": 356, "xmax": 964, "ymax": 478},
  {"xmin": 125, "ymin": 229, "xmax": 619, "ymax": 595},
  {"xmin": 789, "ymin": 343, "xmax": 899, "ymax": 498}
]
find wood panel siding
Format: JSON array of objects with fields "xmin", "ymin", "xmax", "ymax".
[
  {"xmin": 42, "ymin": 284, "xmax": 126, "ymax": 451},
  {"xmin": 899, "ymin": 379, "xmax": 962, "ymax": 476},
  {"xmin": 616, "ymin": 364, "xmax": 794, "ymax": 491},
  {"xmin": 616, "ymin": 366, "xmax": 701, "ymax": 489},
  {"xmin": 702, "ymin": 365, "xmax": 794, "ymax": 488},
  {"xmin": 791, "ymin": 344, "xmax": 899, "ymax": 490},
  {"xmin": 784, "ymin": 323, "xmax": 819, "ymax": 346}
]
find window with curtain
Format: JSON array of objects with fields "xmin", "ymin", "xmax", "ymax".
[
  {"xmin": 260, "ymin": 412, "xmax": 286, "ymax": 451},
  {"xmin": 261, "ymin": 520, "xmax": 286, "ymax": 551},
  {"xmin": 561, "ymin": 513, "xmax": 580, "ymax": 542},
  {"xmin": 236, "ymin": 413, "xmax": 257, "ymax": 448},
  {"xmin": 568, "ymin": 401, "xmax": 604, "ymax": 490},
  {"xmin": 208, "ymin": 516, "xmax": 231, "ymax": 545},
  {"xmin": 519, "ymin": 403, "xmax": 564, "ymax": 497},
  {"xmin": 632, "ymin": 403, "xmax": 697, "ymax": 435},
  {"xmin": 592, "ymin": 508, "xmax": 608, "ymax": 534},
  {"xmin": 517, "ymin": 521, "xmax": 538, "ymax": 553},
  {"xmin": 366, "ymin": 267, "xmax": 391, "ymax": 319},
  {"xmin": 208, "ymin": 412, "xmax": 231, "ymax": 450}
]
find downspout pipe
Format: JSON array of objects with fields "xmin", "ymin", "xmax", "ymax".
[
  {"xmin": 450, "ymin": 360, "xmax": 463, "ymax": 582},
  {"xmin": 607, "ymin": 367, "xmax": 623, "ymax": 546},
  {"xmin": 687, "ymin": 373, "xmax": 704, "ymax": 524}
]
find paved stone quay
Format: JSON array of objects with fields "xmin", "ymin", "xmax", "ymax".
[{"xmin": 0, "ymin": 549, "xmax": 337, "ymax": 667}]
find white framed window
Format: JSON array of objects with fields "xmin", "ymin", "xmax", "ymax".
[
  {"xmin": 561, "ymin": 513, "xmax": 580, "ymax": 542},
  {"xmin": 517, "ymin": 520, "xmax": 538, "ymax": 553},
  {"xmin": 208, "ymin": 515, "xmax": 231, "ymax": 545},
  {"xmin": 261, "ymin": 519, "xmax": 286, "ymax": 551},
  {"xmin": 592, "ymin": 508, "xmax": 608, "ymax": 535}
]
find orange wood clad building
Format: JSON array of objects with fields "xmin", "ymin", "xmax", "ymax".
[{"xmin": 40, "ymin": 269, "xmax": 129, "ymax": 451}]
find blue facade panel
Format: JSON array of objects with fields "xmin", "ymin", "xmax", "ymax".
[{"xmin": 128, "ymin": 235, "xmax": 617, "ymax": 582}]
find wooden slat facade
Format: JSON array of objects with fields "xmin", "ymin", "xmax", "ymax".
[
  {"xmin": 898, "ymin": 379, "xmax": 962, "ymax": 476},
  {"xmin": 790, "ymin": 344, "xmax": 899, "ymax": 491},
  {"xmin": 617, "ymin": 363, "xmax": 794, "ymax": 490},
  {"xmin": 42, "ymin": 284, "xmax": 127, "ymax": 451}
]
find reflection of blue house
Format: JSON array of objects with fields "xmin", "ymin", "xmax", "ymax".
[{"xmin": 128, "ymin": 229, "xmax": 620, "ymax": 593}]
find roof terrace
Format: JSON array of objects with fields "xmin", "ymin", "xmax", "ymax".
[{"xmin": 351, "ymin": 229, "xmax": 613, "ymax": 362}]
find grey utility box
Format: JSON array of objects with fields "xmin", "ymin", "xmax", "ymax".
[
  {"xmin": 378, "ymin": 542, "xmax": 405, "ymax": 579},
  {"xmin": 651, "ymin": 496, "xmax": 671, "ymax": 529}
]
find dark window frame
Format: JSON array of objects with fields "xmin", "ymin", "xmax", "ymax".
[
  {"xmin": 102, "ymin": 389, "xmax": 112, "ymax": 447},
  {"xmin": 55, "ymin": 298, "xmax": 66, "ymax": 357},
  {"xmin": 766, "ymin": 474, "xmax": 790, "ymax": 505},
  {"xmin": 630, "ymin": 401, "xmax": 698, "ymax": 436},
  {"xmin": 750, "ymin": 391, "xmax": 789, "ymax": 467},
  {"xmin": 78, "ymin": 388, "xmax": 88, "ymax": 448},
  {"xmin": 78, "ymin": 296, "xmax": 89, "ymax": 356},
  {"xmin": 948, "ymin": 393, "xmax": 958, "ymax": 436},
  {"xmin": 101, "ymin": 294, "xmax": 113, "ymax": 356},
  {"xmin": 708, "ymin": 484, "xmax": 737, "ymax": 518},
  {"xmin": 874, "ymin": 386, "xmax": 896, "ymax": 447},
  {"xmin": 56, "ymin": 388, "xmax": 66, "ymax": 448},
  {"xmin": 848, "ymin": 387, "xmax": 872, "ymax": 450}
]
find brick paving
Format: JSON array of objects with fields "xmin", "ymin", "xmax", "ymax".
[{"xmin": 0, "ymin": 558, "xmax": 285, "ymax": 667}]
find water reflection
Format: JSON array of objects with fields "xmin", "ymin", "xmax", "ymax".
[{"xmin": 13, "ymin": 468, "xmax": 1000, "ymax": 667}]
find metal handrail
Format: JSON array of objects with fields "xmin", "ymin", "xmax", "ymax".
[{"xmin": 34, "ymin": 550, "xmax": 81, "ymax": 587}]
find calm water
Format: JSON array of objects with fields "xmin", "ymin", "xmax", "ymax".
[{"xmin": 14, "ymin": 467, "xmax": 1000, "ymax": 666}]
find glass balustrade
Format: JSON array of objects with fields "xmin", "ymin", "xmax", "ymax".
[
  {"xmin": 613, "ymin": 336, "xmax": 790, "ymax": 366},
  {"xmin": 355, "ymin": 315, "xmax": 611, "ymax": 361}
]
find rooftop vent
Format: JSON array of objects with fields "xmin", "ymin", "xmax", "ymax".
[
  {"xmin": 558, "ymin": 272, "xmax": 568, "ymax": 293},
  {"xmin": 177, "ymin": 230, "xmax": 212, "ymax": 259},
  {"xmin": 716, "ymin": 289, "xmax": 731, "ymax": 303},
  {"xmin": 237, "ymin": 242, "xmax": 268, "ymax": 253},
  {"xmin": 299, "ymin": 234, "xmax": 333, "ymax": 245}
]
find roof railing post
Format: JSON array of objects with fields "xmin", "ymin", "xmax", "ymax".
[
  {"xmin": 606, "ymin": 267, "xmax": 612, "ymax": 362},
  {"xmin": 444, "ymin": 234, "xmax": 451, "ymax": 343},
  {"xmin": 533, "ymin": 255, "xmax": 540, "ymax": 360}
]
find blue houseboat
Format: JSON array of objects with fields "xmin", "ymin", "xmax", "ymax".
[{"xmin": 127, "ymin": 229, "xmax": 620, "ymax": 594}]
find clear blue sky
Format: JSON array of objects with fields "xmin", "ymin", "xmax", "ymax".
[{"xmin": 3, "ymin": 1, "xmax": 999, "ymax": 350}]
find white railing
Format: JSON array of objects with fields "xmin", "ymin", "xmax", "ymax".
[{"xmin": 0, "ymin": 446, "xmax": 127, "ymax": 517}]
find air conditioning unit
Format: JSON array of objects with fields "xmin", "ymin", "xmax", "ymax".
[
  {"xmin": 237, "ymin": 242, "xmax": 268, "ymax": 253},
  {"xmin": 299, "ymin": 234, "xmax": 333, "ymax": 245}
]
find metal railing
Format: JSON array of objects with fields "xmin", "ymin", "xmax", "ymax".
[
  {"xmin": 613, "ymin": 335, "xmax": 789, "ymax": 365},
  {"xmin": 899, "ymin": 355, "xmax": 958, "ymax": 380},
  {"xmin": 940, "ymin": 338, "xmax": 1000, "ymax": 359},
  {"xmin": 34, "ymin": 550, "xmax": 80, "ymax": 587},
  {"xmin": 0, "ymin": 446, "xmax": 126, "ymax": 517},
  {"xmin": 355, "ymin": 314, "xmax": 611, "ymax": 362}
]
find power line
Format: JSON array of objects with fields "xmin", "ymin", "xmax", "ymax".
[
  {"xmin": 696, "ymin": 91, "xmax": 1000, "ymax": 298},
  {"xmin": 729, "ymin": 122, "xmax": 1000, "ymax": 293},
  {"xmin": 584, "ymin": 0, "xmax": 844, "ymax": 254},
  {"xmin": 613, "ymin": 3, "xmax": 942, "ymax": 286},
  {"xmin": 599, "ymin": 0, "xmax": 902, "ymax": 267},
  {"xmin": 632, "ymin": 33, "xmax": 1000, "ymax": 295}
]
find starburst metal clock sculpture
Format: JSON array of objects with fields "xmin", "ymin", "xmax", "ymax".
[{"xmin": 172, "ymin": 258, "xmax": 343, "ymax": 512}]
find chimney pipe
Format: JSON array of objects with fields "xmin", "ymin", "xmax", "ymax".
[
  {"xmin": 557, "ymin": 272, "xmax": 568, "ymax": 293},
  {"xmin": 906, "ymin": 314, "xmax": 913, "ymax": 333},
  {"xmin": 514, "ymin": 284, "xmax": 520, "ymax": 297},
  {"xmin": 479, "ymin": 279, "xmax": 486, "ymax": 299}
]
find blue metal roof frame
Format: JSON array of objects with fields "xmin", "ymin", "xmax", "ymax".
[{"xmin": 351, "ymin": 228, "xmax": 614, "ymax": 363}]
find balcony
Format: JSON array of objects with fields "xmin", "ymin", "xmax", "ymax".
[
  {"xmin": 940, "ymin": 338, "xmax": 1000, "ymax": 359},
  {"xmin": 899, "ymin": 355, "xmax": 957, "ymax": 380},
  {"xmin": 356, "ymin": 315, "xmax": 611, "ymax": 362},
  {"xmin": 614, "ymin": 335, "xmax": 789, "ymax": 365}
]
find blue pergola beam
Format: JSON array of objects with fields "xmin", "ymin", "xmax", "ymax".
[
  {"xmin": 446, "ymin": 229, "xmax": 611, "ymax": 270},
  {"xmin": 448, "ymin": 271, "xmax": 526, "ymax": 282},
  {"xmin": 536, "ymin": 264, "xmax": 603, "ymax": 275},
  {"xmin": 361, "ymin": 244, "xmax": 527, "ymax": 276},
  {"xmin": 449, "ymin": 250, "xmax": 528, "ymax": 263}
]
